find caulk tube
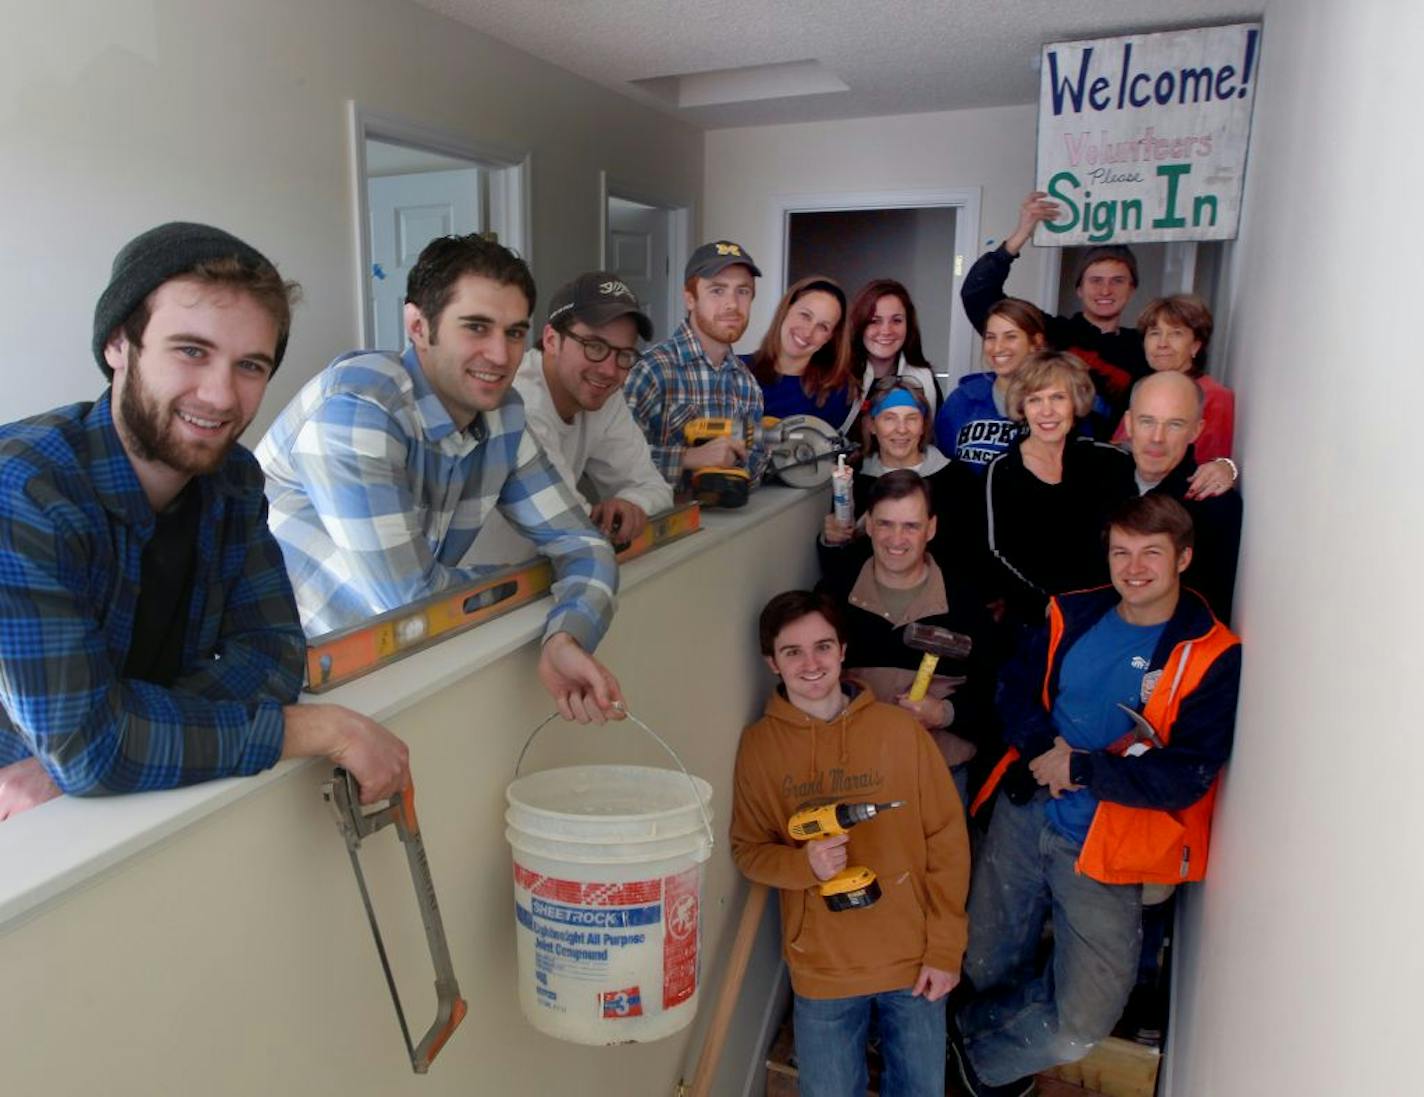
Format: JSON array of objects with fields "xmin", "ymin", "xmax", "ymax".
[{"xmin": 831, "ymin": 454, "xmax": 854, "ymax": 526}]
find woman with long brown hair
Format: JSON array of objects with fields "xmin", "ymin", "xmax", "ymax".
[
  {"xmin": 747, "ymin": 276, "xmax": 857, "ymax": 430},
  {"xmin": 847, "ymin": 279, "xmax": 942, "ymax": 431},
  {"xmin": 935, "ymin": 297, "xmax": 1048, "ymax": 473}
]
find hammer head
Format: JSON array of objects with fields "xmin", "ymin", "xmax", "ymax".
[{"xmin": 902, "ymin": 622, "xmax": 973, "ymax": 659}]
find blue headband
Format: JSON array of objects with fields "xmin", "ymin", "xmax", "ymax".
[{"xmin": 871, "ymin": 388, "xmax": 921, "ymax": 417}]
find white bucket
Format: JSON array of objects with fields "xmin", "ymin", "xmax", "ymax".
[{"xmin": 506, "ymin": 763, "xmax": 714, "ymax": 1045}]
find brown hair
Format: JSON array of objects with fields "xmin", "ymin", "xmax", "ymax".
[
  {"xmin": 405, "ymin": 234, "xmax": 536, "ymax": 338},
  {"xmin": 758, "ymin": 590, "xmax": 847, "ymax": 656},
  {"xmin": 750, "ymin": 276, "xmax": 855, "ymax": 406},
  {"xmin": 866, "ymin": 468, "xmax": 935, "ymax": 517},
  {"xmin": 847, "ymin": 279, "xmax": 933, "ymax": 377},
  {"xmin": 1136, "ymin": 294, "xmax": 1215, "ymax": 376},
  {"xmin": 984, "ymin": 297, "xmax": 1049, "ymax": 345},
  {"xmin": 1073, "ymin": 245, "xmax": 1139, "ymax": 288},
  {"xmin": 864, "ymin": 375, "xmax": 933, "ymax": 455},
  {"xmin": 1105, "ymin": 493, "xmax": 1195, "ymax": 554},
  {"xmin": 121, "ymin": 256, "xmax": 301, "ymax": 362},
  {"xmin": 1005, "ymin": 350, "xmax": 1096, "ymax": 422}
]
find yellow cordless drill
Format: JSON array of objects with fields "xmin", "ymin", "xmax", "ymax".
[
  {"xmin": 683, "ymin": 417, "xmax": 752, "ymax": 508},
  {"xmin": 787, "ymin": 800, "xmax": 904, "ymax": 912}
]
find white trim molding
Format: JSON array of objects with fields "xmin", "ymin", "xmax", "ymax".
[
  {"xmin": 348, "ymin": 102, "xmax": 532, "ymax": 347},
  {"xmin": 765, "ymin": 186, "xmax": 982, "ymax": 385}
]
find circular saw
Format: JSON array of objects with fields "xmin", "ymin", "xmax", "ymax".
[{"xmin": 760, "ymin": 415, "xmax": 856, "ymax": 489}]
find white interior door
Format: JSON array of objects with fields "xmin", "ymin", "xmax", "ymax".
[
  {"xmin": 606, "ymin": 198, "xmax": 672, "ymax": 343},
  {"xmin": 368, "ymin": 168, "xmax": 482, "ymax": 351}
]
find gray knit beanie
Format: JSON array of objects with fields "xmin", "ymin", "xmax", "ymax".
[{"xmin": 91, "ymin": 222, "xmax": 287, "ymax": 379}]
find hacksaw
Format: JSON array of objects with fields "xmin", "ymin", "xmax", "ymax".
[
  {"xmin": 322, "ymin": 768, "xmax": 467, "ymax": 1074},
  {"xmin": 304, "ymin": 502, "xmax": 701, "ymax": 691}
]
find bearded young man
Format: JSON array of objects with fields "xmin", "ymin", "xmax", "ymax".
[
  {"xmin": 624, "ymin": 240, "xmax": 769, "ymax": 487},
  {"xmin": 0, "ymin": 223, "xmax": 409, "ymax": 820}
]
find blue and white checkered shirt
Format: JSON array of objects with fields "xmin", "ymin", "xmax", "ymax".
[
  {"xmin": 0, "ymin": 394, "xmax": 303, "ymax": 793},
  {"xmin": 255, "ymin": 346, "xmax": 617, "ymax": 647},
  {"xmin": 624, "ymin": 319, "xmax": 768, "ymax": 484}
]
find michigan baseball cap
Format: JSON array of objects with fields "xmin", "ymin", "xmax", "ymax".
[{"xmin": 684, "ymin": 240, "xmax": 762, "ymax": 282}]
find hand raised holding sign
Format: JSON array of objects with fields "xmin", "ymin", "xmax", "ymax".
[{"xmin": 1006, "ymin": 191, "xmax": 1063, "ymax": 255}]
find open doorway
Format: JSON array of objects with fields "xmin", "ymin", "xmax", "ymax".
[
  {"xmin": 350, "ymin": 105, "xmax": 530, "ymax": 352},
  {"xmin": 768, "ymin": 188, "xmax": 981, "ymax": 396},
  {"xmin": 787, "ymin": 207, "xmax": 958, "ymax": 397},
  {"xmin": 599, "ymin": 174, "xmax": 692, "ymax": 347},
  {"xmin": 364, "ymin": 140, "xmax": 485, "ymax": 351}
]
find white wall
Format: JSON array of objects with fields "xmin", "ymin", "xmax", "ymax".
[
  {"xmin": 2, "ymin": 0, "xmax": 703, "ymax": 437},
  {"xmin": 1167, "ymin": 2, "xmax": 1424, "ymax": 1093},
  {"xmin": 704, "ymin": 104, "xmax": 1046, "ymax": 361},
  {"xmin": 0, "ymin": 491, "xmax": 827, "ymax": 1096}
]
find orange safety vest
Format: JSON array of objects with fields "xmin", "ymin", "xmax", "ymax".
[{"xmin": 970, "ymin": 598, "xmax": 1240, "ymax": 886}]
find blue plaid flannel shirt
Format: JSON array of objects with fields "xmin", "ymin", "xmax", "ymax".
[
  {"xmin": 255, "ymin": 346, "xmax": 617, "ymax": 646},
  {"xmin": 0, "ymin": 394, "xmax": 304, "ymax": 794},
  {"xmin": 623, "ymin": 319, "xmax": 768, "ymax": 484}
]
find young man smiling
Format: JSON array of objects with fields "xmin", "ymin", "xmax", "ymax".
[
  {"xmin": 624, "ymin": 240, "xmax": 768, "ymax": 486},
  {"xmin": 962, "ymin": 191, "xmax": 1150, "ymax": 422},
  {"xmin": 950, "ymin": 494, "xmax": 1241, "ymax": 1097},
  {"xmin": 471, "ymin": 272, "xmax": 672, "ymax": 563},
  {"xmin": 257, "ymin": 236, "xmax": 622, "ymax": 723},
  {"xmin": 731, "ymin": 589, "xmax": 969, "ymax": 1097},
  {"xmin": 0, "ymin": 223, "xmax": 409, "ymax": 820}
]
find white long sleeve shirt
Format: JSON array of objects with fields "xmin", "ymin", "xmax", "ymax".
[{"xmin": 465, "ymin": 350, "xmax": 674, "ymax": 566}]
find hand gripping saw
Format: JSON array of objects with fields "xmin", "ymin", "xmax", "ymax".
[{"xmin": 322, "ymin": 769, "xmax": 467, "ymax": 1073}]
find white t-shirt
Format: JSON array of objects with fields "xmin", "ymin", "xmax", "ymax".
[{"xmin": 465, "ymin": 350, "xmax": 674, "ymax": 566}]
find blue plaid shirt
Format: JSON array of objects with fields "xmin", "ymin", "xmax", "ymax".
[
  {"xmin": 0, "ymin": 394, "xmax": 303, "ymax": 794},
  {"xmin": 255, "ymin": 346, "xmax": 617, "ymax": 647},
  {"xmin": 624, "ymin": 319, "xmax": 768, "ymax": 484}
]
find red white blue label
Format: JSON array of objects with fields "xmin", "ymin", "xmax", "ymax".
[{"xmin": 600, "ymin": 986, "xmax": 643, "ymax": 1018}]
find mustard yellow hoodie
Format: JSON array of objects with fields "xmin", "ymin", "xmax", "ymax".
[{"xmin": 730, "ymin": 686, "xmax": 970, "ymax": 999}]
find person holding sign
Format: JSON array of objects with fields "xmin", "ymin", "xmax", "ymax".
[{"xmin": 962, "ymin": 192, "xmax": 1147, "ymax": 424}]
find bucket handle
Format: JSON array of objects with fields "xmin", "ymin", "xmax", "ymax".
[{"xmin": 514, "ymin": 705, "xmax": 716, "ymax": 855}]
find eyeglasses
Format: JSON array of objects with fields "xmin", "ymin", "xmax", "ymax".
[{"xmin": 561, "ymin": 330, "xmax": 639, "ymax": 371}]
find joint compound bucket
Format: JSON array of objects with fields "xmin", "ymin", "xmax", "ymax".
[{"xmin": 506, "ymin": 715, "xmax": 714, "ymax": 1045}]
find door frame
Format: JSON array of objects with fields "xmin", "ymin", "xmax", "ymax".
[
  {"xmin": 598, "ymin": 171, "xmax": 693, "ymax": 339},
  {"xmin": 349, "ymin": 103, "xmax": 531, "ymax": 348},
  {"xmin": 766, "ymin": 187, "xmax": 982, "ymax": 384}
]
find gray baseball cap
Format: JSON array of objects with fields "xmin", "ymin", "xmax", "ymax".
[{"xmin": 546, "ymin": 271, "xmax": 653, "ymax": 341}]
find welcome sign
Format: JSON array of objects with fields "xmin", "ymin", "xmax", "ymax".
[{"xmin": 1035, "ymin": 23, "xmax": 1262, "ymax": 246}]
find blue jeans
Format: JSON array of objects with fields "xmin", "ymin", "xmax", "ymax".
[
  {"xmin": 958, "ymin": 791, "xmax": 1142, "ymax": 1087},
  {"xmin": 794, "ymin": 987, "xmax": 946, "ymax": 1097}
]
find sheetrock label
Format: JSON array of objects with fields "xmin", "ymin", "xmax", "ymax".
[{"xmin": 513, "ymin": 862, "xmax": 699, "ymax": 1018}]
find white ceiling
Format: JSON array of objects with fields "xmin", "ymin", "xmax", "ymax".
[{"xmin": 416, "ymin": 0, "xmax": 1262, "ymax": 129}]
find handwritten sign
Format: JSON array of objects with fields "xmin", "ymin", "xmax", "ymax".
[{"xmin": 1035, "ymin": 23, "xmax": 1261, "ymax": 246}]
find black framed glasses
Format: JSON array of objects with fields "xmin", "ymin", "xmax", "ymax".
[{"xmin": 561, "ymin": 330, "xmax": 639, "ymax": 371}]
